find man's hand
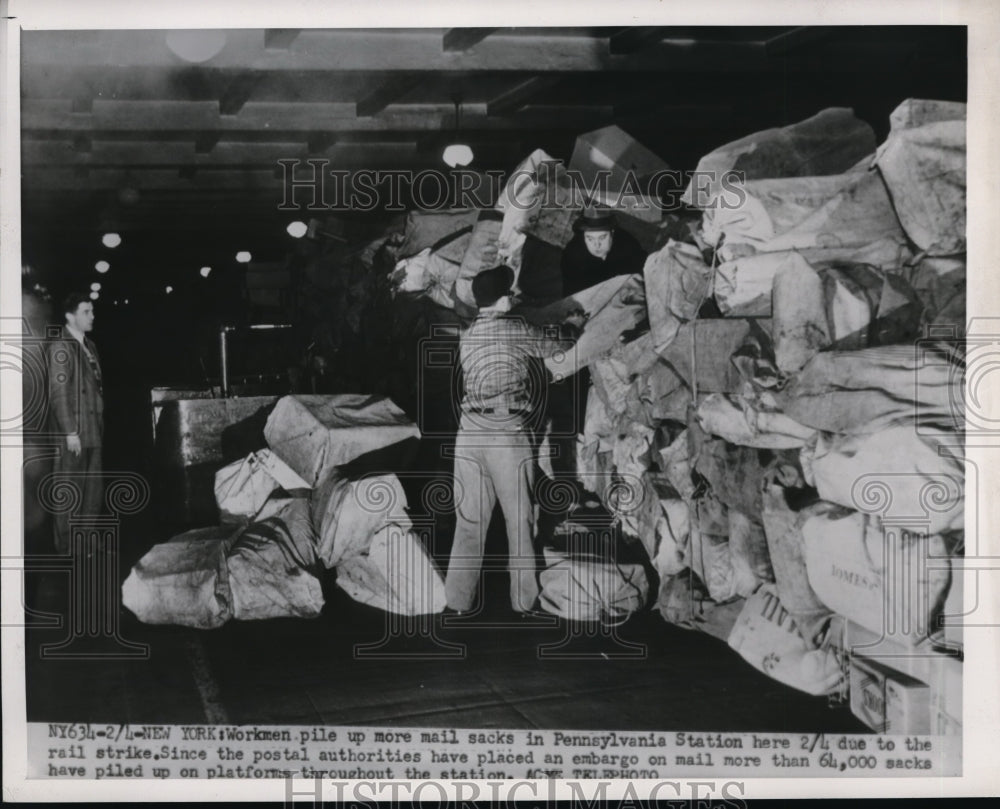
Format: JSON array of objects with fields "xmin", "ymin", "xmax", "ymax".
[{"xmin": 66, "ymin": 434, "xmax": 82, "ymax": 456}]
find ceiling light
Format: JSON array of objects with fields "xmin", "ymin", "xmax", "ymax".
[
  {"xmin": 236, "ymin": 251, "xmax": 252, "ymax": 263},
  {"xmin": 102, "ymin": 233, "xmax": 122, "ymax": 248},
  {"xmin": 124, "ymin": 299, "xmax": 129, "ymax": 305},
  {"xmin": 165, "ymin": 30, "xmax": 227, "ymax": 64},
  {"xmin": 89, "ymin": 291, "xmax": 99, "ymax": 300},
  {"xmin": 443, "ymin": 144, "xmax": 474, "ymax": 168},
  {"xmin": 165, "ymin": 286, "xmax": 173, "ymax": 294},
  {"xmin": 200, "ymin": 266, "xmax": 212, "ymax": 278},
  {"xmin": 90, "ymin": 282, "xmax": 101, "ymax": 291},
  {"xmin": 442, "ymin": 95, "xmax": 474, "ymax": 168},
  {"xmin": 286, "ymin": 221, "xmax": 308, "ymax": 239},
  {"xmin": 95, "ymin": 261, "xmax": 110, "ymax": 273}
]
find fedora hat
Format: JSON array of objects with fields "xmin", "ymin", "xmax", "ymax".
[{"xmin": 574, "ymin": 204, "xmax": 616, "ymax": 233}]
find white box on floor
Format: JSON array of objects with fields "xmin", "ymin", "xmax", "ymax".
[
  {"xmin": 849, "ymin": 654, "xmax": 932, "ymax": 734},
  {"xmin": 885, "ymin": 671, "xmax": 930, "ymax": 734},
  {"xmin": 850, "ymin": 655, "xmax": 888, "ymax": 732}
]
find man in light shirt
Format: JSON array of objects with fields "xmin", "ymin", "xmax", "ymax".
[{"xmin": 445, "ymin": 265, "xmax": 585, "ymax": 615}]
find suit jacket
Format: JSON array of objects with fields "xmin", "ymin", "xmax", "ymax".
[{"xmin": 48, "ymin": 327, "xmax": 104, "ymax": 447}]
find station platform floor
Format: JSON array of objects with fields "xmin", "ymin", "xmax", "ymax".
[{"xmin": 23, "ymin": 563, "xmax": 866, "ymax": 734}]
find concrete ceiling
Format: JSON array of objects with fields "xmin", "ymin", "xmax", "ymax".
[{"xmin": 19, "ymin": 26, "xmax": 966, "ymax": 289}]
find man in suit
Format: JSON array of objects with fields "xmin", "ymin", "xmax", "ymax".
[
  {"xmin": 559, "ymin": 206, "xmax": 648, "ymax": 297},
  {"xmin": 549, "ymin": 207, "xmax": 649, "ymax": 490},
  {"xmin": 49, "ymin": 293, "xmax": 104, "ymax": 553}
]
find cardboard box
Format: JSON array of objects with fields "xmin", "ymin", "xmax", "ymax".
[
  {"xmin": 850, "ymin": 655, "xmax": 888, "ymax": 732},
  {"xmin": 850, "ymin": 654, "xmax": 932, "ymax": 734},
  {"xmin": 152, "ymin": 394, "xmax": 280, "ymax": 526},
  {"xmin": 885, "ymin": 671, "xmax": 930, "ymax": 734},
  {"xmin": 847, "ymin": 619, "xmax": 962, "ymax": 737}
]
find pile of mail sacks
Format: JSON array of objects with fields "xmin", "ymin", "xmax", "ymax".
[
  {"xmin": 123, "ymin": 394, "xmax": 443, "ymax": 628},
  {"xmin": 124, "ymin": 101, "xmax": 965, "ymax": 729},
  {"xmin": 570, "ymin": 100, "xmax": 965, "ymax": 718}
]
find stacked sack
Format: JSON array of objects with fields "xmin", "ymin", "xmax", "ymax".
[
  {"xmin": 124, "ymin": 393, "xmax": 447, "ymax": 628},
  {"xmin": 564, "ymin": 101, "xmax": 965, "ymax": 720}
]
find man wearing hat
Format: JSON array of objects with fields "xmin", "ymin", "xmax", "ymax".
[
  {"xmin": 445, "ymin": 264, "xmax": 585, "ymax": 615},
  {"xmin": 559, "ymin": 205, "xmax": 648, "ymax": 297},
  {"xmin": 548, "ymin": 206, "xmax": 647, "ymax": 488}
]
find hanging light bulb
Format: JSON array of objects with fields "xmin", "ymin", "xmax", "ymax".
[
  {"xmin": 102, "ymin": 232, "xmax": 122, "ymax": 248},
  {"xmin": 95, "ymin": 261, "xmax": 110, "ymax": 273},
  {"xmin": 90, "ymin": 282, "xmax": 101, "ymax": 291},
  {"xmin": 165, "ymin": 285, "xmax": 173, "ymax": 294},
  {"xmin": 89, "ymin": 291, "xmax": 100, "ymax": 301},
  {"xmin": 235, "ymin": 251, "xmax": 252, "ymax": 263},
  {"xmin": 442, "ymin": 94, "xmax": 474, "ymax": 168},
  {"xmin": 200, "ymin": 266, "xmax": 212, "ymax": 278},
  {"xmin": 286, "ymin": 221, "xmax": 308, "ymax": 238},
  {"xmin": 443, "ymin": 144, "xmax": 474, "ymax": 168}
]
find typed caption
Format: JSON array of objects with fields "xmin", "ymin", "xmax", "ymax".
[{"xmin": 32, "ymin": 723, "xmax": 960, "ymax": 780}]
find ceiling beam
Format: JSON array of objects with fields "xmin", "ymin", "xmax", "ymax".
[
  {"xmin": 22, "ymin": 99, "xmax": 619, "ymax": 134},
  {"xmin": 486, "ymin": 76, "xmax": 562, "ymax": 116},
  {"xmin": 355, "ymin": 75, "xmax": 423, "ymax": 117},
  {"xmin": 22, "ymin": 29, "xmax": 772, "ymax": 73},
  {"xmin": 23, "ymin": 140, "xmax": 198, "ymax": 165},
  {"xmin": 23, "ymin": 139, "xmax": 428, "ymax": 168},
  {"xmin": 442, "ymin": 28, "xmax": 498, "ymax": 53},
  {"xmin": 22, "ymin": 164, "xmax": 460, "ymax": 192},
  {"xmin": 608, "ymin": 28, "xmax": 666, "ymax": 55},
  {"xmin": 25, "ymin": 168, "xmax": 290, "ymax": 191},
  {"xmin": 22, "ymin": 202, "xmax": 286, "ymax": 218}
]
